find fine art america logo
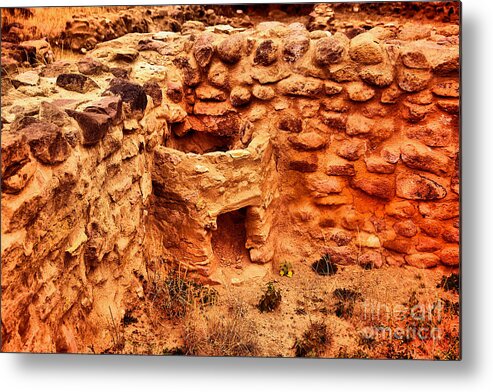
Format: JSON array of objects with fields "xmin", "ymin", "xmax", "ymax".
[{"xmin": 359, "ymin": 299, "xmax": 454, "ymax": 342}]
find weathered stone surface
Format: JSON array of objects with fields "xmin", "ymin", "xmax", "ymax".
[
  {"xmin": 230, "ymin": 86, "xmax": 251, "ymax": 107},
  {"xmin": 306, "ymin": 173, "xmax": 344, "ymax": 196},
  {"xmin": 393, "ymin": 220, "xmax": 417, "ymax": 237},
  {"xmin": 351, "ymin": 173, "xmax": 395, "ymax": 200},
  {"xmin": 143, "ymin": 81, "xmax": 163, "ymax": 106},
  {"xmin": 288, "ymin": 154, "xmax": 318, "ymax": 172},
  {"xmin": 282, "ymin": 32, "xmax": 310, "ymax": 62},
  {"xmin": 383, "ymin": 239, "xmax": 412, "ymax": 254},
  {"xmin": 358, "ymin": 250, "xmax": 384, "ymax": 268},
  {"xmin": 193, "ymin": 33, "xmax": 215, "ymax": 68},
  {"xmin": 385, "ymin": 200, "xmax": 416, "ymax": 218},
  {"xmin": 195, "ymin": 85, "xmax": 227, "ymax": 101},
  {"xmin": 252, "ymin": 85, "xmax": 275, "ymax": 100},
  {"xmin": 66, "ymin": 109, "xmax": 111, "ymax": 145},
  {"xmin": 194, "ymin": 101, "xmax": 235, "ymax": 116},
  {"xmin": 405, "ymin": 253, "xmax": 439, "ymax": 268},
  {"xmin": 400, "ymin": 141, "xmax": 449, "ymax": 175},
  {"xmin": 336, "ymin": 139, "xmax": 364, "ymax": 161},
  {"xmin": 217, "ymin": 34, "xmax": 245, "ymax": 64},
  {"xmin": 324, "ymin": 246, "xmax": 357, "ymax": 265},
  {"xmin": 77, "ymin": 57, "xmax": 108, "ymax": 75},
  {"xmin": 166, "ymin": 80, "xmax": 183, "ymax": 103},
  {"xmin": 254, "ymin": 40, "xmax": 278, "ymax": 66},
  {"xmin": 443, "ymin": 227, "xmax": 459, "ymax": 243},
  {"xmin": 12, "ymin": 70, "xmax": 40, "ymax": 88},
  {"xmin": 314, "ymin": 37, "xmax": 345, "ymax": 65},
  {"xmin": 56, "ymin": 73, "xmax": 99, "ymax": 93},
  {"xmin": 278, "ymin": 75, "xmax": 323, "ymax": 97},
  {"xmin": 105, "ymin": 80, "xmax": 147, "ymax": 113},
  {"xmin": 349, "ymin": 33, "xmax": 384, "ymax": 64},
  {"xmin": 112, "ymin": 48, "xmax": 139, "ymax": 63},
  {"xmin": 365, "ymin": 156, "xmax": 395, "ymax": 174},
  {"xmin": 326, "ymin": 157, "xmax": 355, "ymax": 176},
  {"xmin": 22, "ymin": 122, "xmax": 71, "ymax": 164},
  {"xmin": 400, "ymin": 48, "xmax": 429, "ymax": 69},
  {"xmin": 172, "ymin": 56, "xmax": 201, "ymax": 86},
  {"xmin": 438, "ymin": 246, "xmax": 459, "ymax": 266},
  {"xmin": 278, "ymin": 113, "xmax": 302, "ymax": 133},
  {"xmin": 419, "ymin": 220, "xmax": 443, "ymax": 237},
  {"xmin": 432, "ymin": 80, "xmax": 459, "ymax": 98},
  {"xmin": 396, "ymin": 173, "xmax": 447, "ymax": 200},
  {"xmin": 397, "ymin": 68, "xmax": 431, "ymax": 92},
  {"xmin": 208, "ymin": 62, "xmax": 229, "ymax": 88},
  {"xmin": 406, "ymin": 121, "xmax": 453, "ymax": 147},
  {"xmin": 323, "ymin": 81, "xmax": 343, "ymax": 95},
  {"xmin": 359, "ymin": 64, "xmax": 394, "ymax": 87},
  {"xmin": 418, "ymin": 202, "xmax": 459, "ymax": 220},
  {"xmin": 288, "ymin": 132, "xmax": 327, "ymax": 151},
  {"xmin": 416, "ymin": 236, "xmax": 442, "ymax": 252},
  {"xmin": 347, "ymin": 82, "xmax": 375, "ymax": 102},
  {"xmin": 39, "ymin": 101, "xmax": 71, "ymax": 127},
  {"xmin": 1, "ymin": 132, "xmax": 32, "ymax": 193}
]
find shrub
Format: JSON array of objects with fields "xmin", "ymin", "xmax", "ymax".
[
  {"xmin": 257, "ymin": 282, "xmax": 281, "ymax": 312},
  {"xmin": 293, "ymin": 321, "xmax": 331, "ymax": 357},
  {"xmin": 312, "ymin": 253, "xmax": 337, "ymax": 276},
  {"xmin": 333, "ymin": 288, "xmax": 362, "ymax": 318}
]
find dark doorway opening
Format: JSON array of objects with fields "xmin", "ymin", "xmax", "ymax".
[{"xmin": 211, "ymin": 207, "xmax": 251, "ymax": 268}]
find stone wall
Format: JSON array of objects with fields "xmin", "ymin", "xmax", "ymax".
[{"xmin": 1, "ymin": 20, "xmax": 459, "ymax": 351}]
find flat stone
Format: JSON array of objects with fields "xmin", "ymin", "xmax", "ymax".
[
  {"xmin": 365, "ymin": 156, "xmax": 395, "ymax": 174},
  {"xmin": 400, "ymin": 48, "xmax": 429, "ymax": 69},
  {"xmin": 217, "ymin": 34, "xmax": 246, "ymax": 64},
  {"xmin": 252, "ymin": 85, "xmax": 275, "ymax": 100},
  {"xmin": 396, "ymin": 173, "xmax": 447, "ymax": 200},
  {"xmin": 105, "ymin": 80, "xmax": 147, "ymax": 113},
  {"xmin": 288, "ymin": 132, "xmax": 327, "ymax": 151},
  {"xmin": 393, "ymin": 220, "xmax": 418, "ymax": 238},
  {"xmin": 278, "ymin": 75, "xmax": 323, "ymax": 97},
  {"xmin": 56, "ymin": 73, "xmax": 99, "ymax": 93},
  {"xmin": 23, "ymin": 122, "xmax": 71, "ymax": 164},
  {"xmin": 405, "ymin": 253, "xmax": 439, "ymax": 268},
  {"xmin": 383, "ymin": 239, "xmax": 412, "ymax": 254},
  {"xmin": 349, "ymin": 33, "xmax": 384, "ymax": 64},
  {"xmin": 347, "ymin": 82, "xmax": 375, "ymax": 102},
  {"xmin": 385, "ymin": 200, "xmax": 416, "ymax": 218},
  {"xmin": 314, "ymin": 37, "xmax": 345, "ymax": 65},
  {"xmin": 253, "ymin": 39, "xmax": 279, "ymax": 66},
  {"xmin": 12, "ymin": 71, "xmax": 40, "ymax": 88},
  {"xmin": 195, "ymin": 85, "xmax": 227, "ymax": 101},
  {"xmin": 418, "ymin": 202, "xmax": 459, "ymax": 220},
  {"xmin": 172, "ymin": 56, "xmax": 201, "ymax": 87},
  {"xmin": 400, "ymin": 141, "xmax": 449, "ymax": 175},
  {"xmin": 432, "ymin": 80, "xmax": 459, "ymax": 98},
  {"xmin": 77, "ymin": 57, "xmax": 108, "ymax": 75},
  {"xmin": 229, "ymin": 86, "xmax": 251, "ymax": 107},
  {"xmin": 351, "ymin": 173, "xmax": 395, "ymax": 200},
  {"xmin": 66, "ymin": 109, "xmax": 111, "ymax": 145},
  {"xmin": 278, "ymin": 113, "xmax": 302, "ymax": 133},
  {"xmin": 306, "ymin": 173, "xmax": 344, "ymax": 196},
  {"xmin": 397, "ymin": 68, "xmax": 432, "ymax": 92},
  {"xmin": 193, "ymin": 33, "xmax": 215, "ymax": 68},
  {"xmin": 438, "ymin": 247, "xmax": 459, "ymax": 266},
  {"xmin": 359, "ymin": 64, "xmax": 394, "ymax": 87},
  {"xmin": 282, "ymin": 32, "xmax": 310, "ymax": 62}
]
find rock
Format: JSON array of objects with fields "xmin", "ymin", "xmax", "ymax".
[
  {"xmin": 438, "ymin": 247, "xmax": 459, "ymax": 266},
  {"xmin": 406, "ymin": 121, "xmax": 453, "ymax": 147},
  {"xmin": 418, "ymin": 202, "xmax": 459, "ymax": 220},
  {"xmin": 419, "ymin": 220, "xmax": 443, "ymax": 237},
  {"xmin": 443, "ymin": 227, "xmax": 459, "ymax": 243},
  {"xmin": 56, "ymin": 73, "xmax": 99, "ymax": 93},
  {"xmin": 432, "ymin": 51, "xmax": 459, "ymax": 75},
  {"xmin": 112, "ymin": 48, "xmax": 139, "ymax": 63},
  {"xmin": 383, "ymin": 239, "xmax": 412, "ymax": 254},
  {"xmin": 396, "ymin": 173, "xmax": 447, "ymax": 200},
  {"xmin": 416, "ymin": 237, "xmax": 442, "ymax": 252},
  {"xmin": 358, "ymin": 64, "xmax": 394, "ymax": 87},
  {"xmin": 397, "ymin": 69, "xmax": 431, "ymax": 92},
  {"xmin": 39, "ymin": 101, "xmax": 70, "ymax": 127},
  {"xmin": 326, "ymin": 157, "xmax": 355, "ymax": 176},
  {"xmin": 365, "ymin": 156, "xmax": 395, "ymax": 174},
  {"xmin": 252, "ymin": 85, "xmax": 275, "ymax": 100},
  {"xmin": 230, "ymin": 86, "xmax": 251, "ymax": 107},
  {"xmin": 436, "ymin": 100, "xmax": 459, "ymax": 114},
  {"xmin": 172, "ymin": 56, "xmax": 201, "ymax": 87},
  {"xmin": 282, "ymin": 32, "xmax": 310, "ymax": 62},
  {"xmin": 77, "ymin": 57, "xmax": 108, "ymax": 75},
  {"xmin": 166, "ymin": 80, "xmax": 183, "ymax": 103},
  {"xmin": 400, "ymin": 142, "xmax": 449, "ymax": 175},
  {"xmin": 393, "ymin": 220, "xmax": 417, "ymax": 237},
  {"xmin": 432, "ymin": 80, "xmax": 459, "ymax": 98},
  {"xmin": 321, "ymin": 112, "xmax": 347, "ymax": 130},
  {"xmin": 105, "ymin": 80, "xmax": 147, "ymax": 113},
  {"xmin": 345, "ymin": 113, "xmax": 372, "ymax": 136},
  {"xmin": 277, "ymin": 75, "xmax": 323, "ymax": 97},
  {"xmin": 324, "ymin": 246, "xmax": 357, "ymax": 265},
  {"xmin": 12, "ymin": 71, "xmax": 40, "ymax": 88},
  {"xmin": 143, "ymin": 81, "xmax": 163, "ymax": 106},
  {"xmin": 1, "ymin": 132, "xmax": 32, "ymax": 193},
  {"xmin": 381, "ymin": 84, "xmax": 402, "ymax": 104},
  {"xmin": 278, "ymin": 114, "xmax": 302, "ymax": 133},
  {"xmin": 347, "ymin": 82, "xmax": 375, "ymax": 102},
  {"xmin": 351, "ymin": 174, "xmax": 395, "ymax": 200},
  {"xmin": 358, "ymin": 250, "xmax": 383, "ymax": 269},
  {"xmin": 208, "ymin": 62, "xmax": 229, "ymax": 88},
  {"xmin": 194, "ymin": 101, "xmax": 235, "ymax": 116},
  {"xmin": 324, "ymin": 81, "xmax": 343, "ymax": 95},
  {"xmin": 349, "ymin": 33, "xmax": 384, "ymax": 64},
  {"xmin": 314, "ymin": 37, "xmax": 345, "ymax": 65},
  {"xmin": 66, "ymin": 109, "xmax": 111, "ymax": 145},
  {"xmin": 336, "ymin": 139, "xmax": 364, "ymax": 161},
  {"xmin": 306, "ymin": 173, "xmax": 344, "ymax": 196},
  {"xmin": 251, "ymin": 67, "xmax": 291, "ymax": 84},
  {"xmin": 84, "ymin": 96, "xmax": 123, "ymax": 125},
  {"xmin": 254, "ymin": 40, "xmax": 278, "ymax": 66},
  {"xmin": 385, "ymin": 200, "xmax": 416, "ymax": 218},
  {"xmin": 400, "ymin": 48, "xmax": 429, "ymax": 69},
  {"xmin": 288, "ymin": 154, "xmax": 318, "ymax": 172},
  {"xmin": 381, "ymin": 143, "xmax": 401, "ymax": 163},
  {"xmin": 405, "ymin": 253, "xmax": 439, "ymax": 268},
  {"xmin": 195, "ymin": 85, "xmax": 227, "ymax": 101},
  {"xmin": 22, "ymin": 122, "xmax": 71, "ymax": 164},
  {"xmin": 288, "ymin": 132, "xmax": 327, "ymax": 151},
  {"xmin": 193, "ymin": 33, "xmax": 215, "ymax": 68},
  {"xmin": 217, "ymin": 34, "xmax": 245, "ymax": 64},
  {"xmin": 198, "ymin": 113, "xmax": 241, "ymax": 137}
]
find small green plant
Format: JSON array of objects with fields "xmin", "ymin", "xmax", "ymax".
[
  {"xmin": 312, "ymin": 253, "xmax": 337, "ymax": 276},
  {"xmin": 279, "ymin": 261, "xmax": 294, "ymax": 277},
  {"xmin": 293, "ymin": 321, "xmax": 331, "ymax": 357},
  {"xmin": 257, "ymin": 282, "xmax": 281, "ymax": 312}
]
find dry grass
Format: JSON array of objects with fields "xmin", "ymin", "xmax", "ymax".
[
  {"xmin": 183, "ymin": 295, "xmax": 259, "ymax": 357},
  {"xmin": 1, "ymin": 7, "xmax": 127, "ymax": 39}
]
